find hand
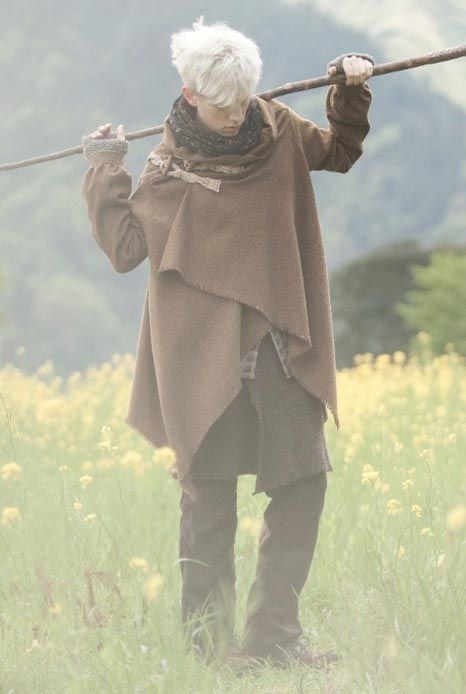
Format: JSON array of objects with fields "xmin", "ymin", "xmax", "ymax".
[
  {"xmin": 328, "ymin": 56, "xmax": 373, "ymax": 85},
  {"xmin": 86, "ymin": 123, "xmax": 126, "ymax": 140}
]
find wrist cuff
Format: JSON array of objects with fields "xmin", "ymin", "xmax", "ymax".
[{"xmin": 82, "ymin": 135, "xmax": 128, "ymax": 163}]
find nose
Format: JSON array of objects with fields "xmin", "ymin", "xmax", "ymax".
[{"xmin": 228, "ymin": 104, "xmax": 247, "ymax": 125}]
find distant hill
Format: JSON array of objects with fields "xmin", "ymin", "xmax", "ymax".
[{"xmin": 284, "ymin": 0, "xmax": 466, "ymax": 111}]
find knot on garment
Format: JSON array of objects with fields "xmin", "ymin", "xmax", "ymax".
[{"xmin": 148, "ymin": 153, "xmax": 222, "ymax": 192}]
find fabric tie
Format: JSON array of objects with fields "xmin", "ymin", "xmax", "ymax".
[{"xmin": 148, "ymin": 152, "xmax": 222, "ymax": 192}]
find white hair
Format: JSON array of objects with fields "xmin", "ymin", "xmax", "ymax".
[{"xmin": 170, "ymin": 16, "xmax": 263, "ymax": 108}]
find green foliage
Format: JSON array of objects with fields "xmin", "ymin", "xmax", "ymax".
[
  {"xmin": 331, "ymin": 241, "xmax": 432, "ymax": 367},
  {"xmin": 331, "ymin": 241, "xmax": 466, "ymax": 367},
  {"xmin": 395, "ymin": 251, "xmax": 466, "ymax": 356}
]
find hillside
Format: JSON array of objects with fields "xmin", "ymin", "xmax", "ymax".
[{"xmin": 284, "ymin": 0, "xmax": 466, "ymax": 111}]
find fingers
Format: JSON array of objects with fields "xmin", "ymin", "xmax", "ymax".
[
  {"xmin": 87, "ymin": 123, "xmax": 126, "ymax": 139},
  {"xmin": 88, "ymin": 123, "xmax": 111, "ymax": 139},
  {"xmin": 357, "ymin": 57, "xmax": 373, "ymax": 80},
  {"xmin": 342, "ymin": 56, "xmax": 356, "ymax": 84},
  {"xmin": 342, "ymin": 56, "xmax": 373, "ymax": 85}
]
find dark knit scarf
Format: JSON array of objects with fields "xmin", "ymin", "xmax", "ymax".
[{"xmin": 167, "ymin": 93, "xmax": 263, "ymax": 157}]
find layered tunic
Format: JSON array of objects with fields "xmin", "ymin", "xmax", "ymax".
[{"xmin": 81, "ymin": 80, "xmax": 372, "ymax": 499}]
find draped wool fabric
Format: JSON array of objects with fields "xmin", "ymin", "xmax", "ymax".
[{"xmin": 81, "ymin": 80, "xmax": 372, "ymax": 499}]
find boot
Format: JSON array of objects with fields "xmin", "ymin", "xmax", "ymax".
[{"xmin": 245, "ymin": 633, "xmax": 341, "ymax": 671}]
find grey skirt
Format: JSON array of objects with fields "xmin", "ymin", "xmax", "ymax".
[{"xmin": 187, "ymin": 331, "xmax": 333, "ymax": 497}]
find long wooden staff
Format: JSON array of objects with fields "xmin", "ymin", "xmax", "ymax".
[{"xmin": 1, "ymin": 42, "xmax": 465, "ymax": 172}]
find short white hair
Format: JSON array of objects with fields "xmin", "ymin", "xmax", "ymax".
[{"xmin": 170, "ymin": 16, "xmax": 263, "ymax": 108}]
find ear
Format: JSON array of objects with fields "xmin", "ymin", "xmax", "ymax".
[{"xmin": 182, "ymin": 85, "xmax": 197, "ymax": 107}]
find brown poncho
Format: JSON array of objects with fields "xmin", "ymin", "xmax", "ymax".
[{"xmin": 81, "ymin": 81, "xmax": 372, "ymax": 495}]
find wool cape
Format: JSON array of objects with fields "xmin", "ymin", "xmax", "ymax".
[{"xmin": 81, "ymin": 80, "xmax": 372, "ymax": 499}]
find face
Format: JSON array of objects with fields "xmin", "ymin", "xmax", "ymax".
[{"xmin": 182, "ymin": 85, "xmax": 250, "ymax": 136}]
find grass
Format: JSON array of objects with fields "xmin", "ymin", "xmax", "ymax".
[{"xmin": 0, "ymin": 333, "xmax": 464, "ymax": 692}]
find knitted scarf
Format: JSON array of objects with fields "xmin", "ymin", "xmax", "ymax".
[{"xmin": 166, "ymin": 93, "xmax": 263, "ymax": 157}]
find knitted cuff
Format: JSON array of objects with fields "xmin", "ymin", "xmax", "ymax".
[
  {"xmin": 82, "ymin": 135, "xmax": 128, "ymax": 164},
  {"xmin": 327, "ymin": 52, "xmax": 375, "ymax": 75}
]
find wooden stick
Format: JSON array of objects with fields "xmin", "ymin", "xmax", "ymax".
[{"xmin": 2, "ymin": 42, "xmax": 465, "ymax": 172}]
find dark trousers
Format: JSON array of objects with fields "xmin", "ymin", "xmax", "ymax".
[{"xmin": 178, "ymin": 470, "xmax": 328, "ymax": 661}]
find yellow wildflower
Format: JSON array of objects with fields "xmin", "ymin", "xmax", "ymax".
[
  {"xmin": 58, "ymin": 464, "xmax": 68, "ymax": 473},
  {"xmin": 74, "ymin": 501, "xmax": 83, "ymax": 512},
  {"xmin": 411, "ymin": 504, "xmax": 422, "ymax": 517},
  {"xmin": 419, "ymin": 448, "xmax": 434, "ymax": 462},
  {"xmin": 1, "ymin": 506, "xmax": 22, "ymax": 525},
  {"xmin": 392, "ymin": 351, "xmax": 406, "ymax": 365},
  {"xmin": 144, "ymin": 573, "xmax": 164, "ymax": 602},
  {"xmin": 83, "ymin": 513, "xmax": 96, "ymax": 522},
  {"xmin": 239, "ymin": 517, "xmax": 262, "ymax": 537},
  {"xmin": 395, "ymin": 546, "xmax": 405, "ymax": 558},
  {"xmin": 417, "ymin": 331, "xmax": 431, "ymax": 344},
  {"xmin": 353, "ymin": 353, "xmax": 374, "ymax": 365},
  {"xmin": 401, "ymin": 478, "xmax": 414, "ymax": 490},
  {"xmin": 153, "ymin": 446, "xmax": 178, "ymax": 470},
  {"xmin": 49, "ymin": 602, "xmax": 62, "ymax": 616},
  {"xmin": 67, "ymin": 372, "xmax": 82, "ymax": 387},
  {"xmin": 36, "ymin": 360, "xmax": 54, "ymax": 377},
  {"xmin": 79, "ymin": 475, "xmax": 93, "ymax": 488},
  {"xmin": 375, "ymin": 355, "xmax": 391, "ymax": 369},
  {"xmin": 36, "ymin": 398, "xmax": 66, "ymax": 422},
  {"xmin": 1, "ymin": 462, "xmax": 23, "ymax": 481},
  {"xmin": 420, "ymin": 527, "xmax": 433, "ymax": 537},
  {"xmin": 445, "ymin": 504, "xmax": 466, "ymax": 533},
  {"xmin": 121, "ymin": 451, "xmax": 146, "ymax": 477},
  {"xmin": 343, "ymin": 444, "xmax": 357, "ymax": 463},
  {"xmin": 129, "ymin": 557, "xmax": 149, "ymax": 573},
  {"xmin": 361, "ymin": 464, "xmax": 379, "ymax": 485},
  {"xmin": 386, "ymin": 499, "xmax": 402, "ymax": 515}
]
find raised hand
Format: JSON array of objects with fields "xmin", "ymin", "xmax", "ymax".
[
  {"xmin": 328, "ymin": 55, "xmax": 374, "ymax": 85},
  {"xmin": 86, "ymin": 123, "xmax": 126, "ymax": 140}
]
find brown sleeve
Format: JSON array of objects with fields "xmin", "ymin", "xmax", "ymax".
[
  {"xmin": 81, "ymin": 149, "xmax": 149, "ymax": 273},
  {"xmin": 287, "ymin": 81, "xmax": 372, "ymax": 173}
]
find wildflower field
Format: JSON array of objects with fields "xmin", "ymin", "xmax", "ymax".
[{"xmin": 0, "ymin": 335, "xmax": 465, "ymax": 693}]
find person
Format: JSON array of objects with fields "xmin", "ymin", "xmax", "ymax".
[{"xmin": 81, "ymin": 16, "xmax": 374, "ymax": 675}]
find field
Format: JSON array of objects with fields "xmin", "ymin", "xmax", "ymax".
[{"xmin": 0, "ymin": 333, "xmax": 464, "ymax": 693}]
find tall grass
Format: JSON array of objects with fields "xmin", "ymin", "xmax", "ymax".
[{"xmin": 0, "ymin": 332, "xmax": 464, "ymax": 692}]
